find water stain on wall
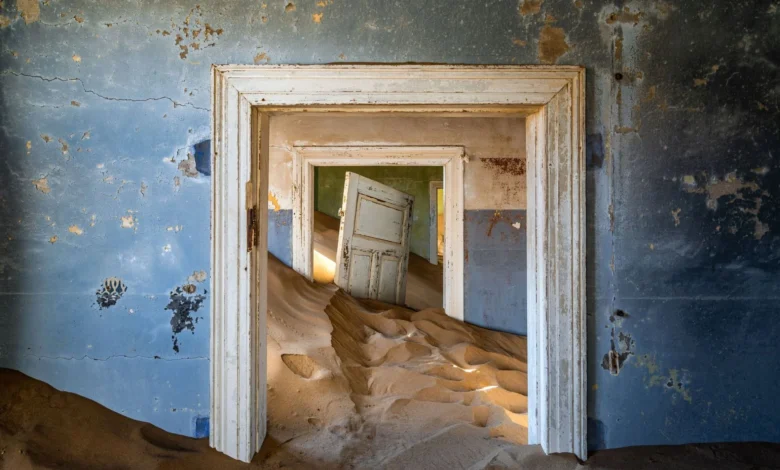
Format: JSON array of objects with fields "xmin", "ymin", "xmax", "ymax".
[{"xmin": 538, "ymin": 16, "xmax": 569, "ymax": 64}]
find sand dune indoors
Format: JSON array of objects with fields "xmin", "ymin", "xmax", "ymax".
[
  {"xmin": 2, "ymin": 255, "xmax": 779, "ymax": 469},
  {"xmin": 265, "ymin": 253, "xmax": 528, "ymax": 468}
]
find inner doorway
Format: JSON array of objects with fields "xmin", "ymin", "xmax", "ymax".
[{"xmin": 312, "ymin": 165, "xmax": 445, "ymax": 310}]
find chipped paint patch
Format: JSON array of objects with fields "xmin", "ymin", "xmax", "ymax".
[
  {"xmin": 68, "ymin": 225, "xmax": 83, "ymax": 235},
  {"xmin": 0, "ymin": 15, "xmax": 12, "ymax": 28},
  {"xmin": 17, "ymin": 0, "xmax": 40, "ymax": 24},
  {"xmin": 32, "ymin": 177, "xmax": 50, "ymax": 194},
  {"xmin": 268, "ymin": 191, "xmax": 281, "ymax": 212},
  {"xmin": 166, "ymin": 285, "xmax": 206, "ymax": 353},
  {"xmin": 683, "ymin": 172, "xmax": 760, "ymax": 210},
  {"xmin": 312, "ymin": 12, "xmax": 323, "ymax": 23},
  {"xmin": 670, "ymin": 208, "xmax": 681, "ymax": 226},
  {"xmin": 188, "ymin": 270, "xmax": 207, "ymax": 283},
  {"xmin": 178, "ymin": 153, "xmax": 199, "ymax": 178},
  {"xmin": 285, "ymin": 2, "xmax": 295, "ymax": 12},
  {"xmin": 96, "ymin": 277, "xmax": 127, "ymax": 309},
  {"xmin": 120, "ymin": 212, "xmax": 136, "ymax": 229},
  {"xmin": 72, "ymin": 54, "xmax": 82, "ymax": 63},
  {"xmin": 49, "ymin": 235, "xmax": 58, "ymax": 244}
]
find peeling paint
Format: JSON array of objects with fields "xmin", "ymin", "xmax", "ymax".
[
  {"xmin": 96, "ymin": 277, "xmax": 127, "ymax": 309},
  {"xmin": 268, "ymin": 191, "xmax": 281, "ymax": 212},
  {"xmin": 120, "ymin": 212, "xmax": 136, "ymax": 229},
  {"xmin": 177, "ymin": 153, "xmax": 199, "ymax": 178},
  {"xmin": 166, "ymin": 285, "xmax": 206, "ymax": 353},
  {"xmin": 32, "ymin": 177, "xmax": 50, "ymax": 194},
  {"xmin": 671, "ymin": 208, "xmax": 681, "ymax": 226},
  {"xmin": 187, "ymin": 270, "xmax": 207, "ymax": 283}
]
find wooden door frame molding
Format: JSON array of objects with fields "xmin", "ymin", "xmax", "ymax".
[
  {"xmin": 428, "ymin": 180, "xmax": 444, "ymax": 265},
  {"xmin": 211, "ymin": 64, "xmax": 586, "ymax": 462},
  {"xmin": 291, "ymin": 145, "xmax": 464, "ymax": 318}
]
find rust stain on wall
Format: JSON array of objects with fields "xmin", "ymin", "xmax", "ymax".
[
  {"xmin": 254, "ymin": 51, "xmax": 270, "ymax": 64},
  {"xmin": 538, "ymin": 22, "xmax": 570, "ymax": 64},
  {"xmin": 519, "ymin": 0, "xmax": 542, "ymax": 16},
  {"xmin": 605, "ymin": 7, "xmax": 642, "ymax": 25},
  {"xmin": 17, "ymin": 0, "xmax": 39, "ymax": 24}
]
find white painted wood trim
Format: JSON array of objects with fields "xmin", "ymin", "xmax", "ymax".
[
  {"xmin": 210, "ymin": 67, "xmax": 265, "ymax": 462},
  {"xmin": 291, "ymin": 145, "xmax": 464, "ymax": 322},
  {"xmin": 211, "ymin": 65, "xmax": 586, "ymax": 463},
  {"xmin": 428, "ymin": 181, "xmax": 443, "ymax": 265}
]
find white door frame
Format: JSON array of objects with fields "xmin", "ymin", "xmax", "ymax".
[
  {"xmin": 291, "ymin": 146, "xmax": 464, "ymax": 318},
  {"xmin": 210, "ymin": 64, "xmax": 586, "ymax": 462},
  {"xmin": 428, "ymin": 180, "xmax": 444, "ymax": 265}
]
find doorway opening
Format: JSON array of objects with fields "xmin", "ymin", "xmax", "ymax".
[
  {"xmin": 312, "ymin": 166, "xmax": 444, "ymax": 311},
  {"xmin": 210, "ymin": 65, "xmax": 586, "ymax": 463}
]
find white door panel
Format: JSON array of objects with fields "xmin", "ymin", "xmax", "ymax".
[{"xmin": 335, "ymin": 172, "xmax": 413, "ymax": 305}]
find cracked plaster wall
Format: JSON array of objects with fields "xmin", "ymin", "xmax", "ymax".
[{"xmin": 0, "ymin": 0, "xmax": 778, "ymax": 449}]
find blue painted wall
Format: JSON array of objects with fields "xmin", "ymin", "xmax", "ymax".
[
  {"xmin": 465, "ymin": 210, "xmax": 527, "ymax": 335},
  {"xmin": 1, "ymin": 0, "xmax": 779, "ymax": 451},
  {"xmin": 268, "ymin": 210, "xmax": 292, "ymax": 267}
]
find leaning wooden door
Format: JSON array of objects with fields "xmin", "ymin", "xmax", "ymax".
[{"xmin": 334, "ymin": 172, "xmax": 414, "ymax": 305}]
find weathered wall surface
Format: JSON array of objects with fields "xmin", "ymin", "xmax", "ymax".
[
  {"xmin": 0, "ymin": 0, "xmax": 778, "ymax": 450},
  {"xmin": 314, "ymin": 166, "xmax": 444, "ymax": 260}
]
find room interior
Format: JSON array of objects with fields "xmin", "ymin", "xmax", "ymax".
[{"xmin": 0, "ymin": 1, "xmax": 778, "ymax": 469}]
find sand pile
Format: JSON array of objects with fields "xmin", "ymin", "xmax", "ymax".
[
  {"xmin": 265, "ymin": 253, "xmax": 529, "ymax": 468},
  {"xmin": 3, "ymin": 255, "xmax": 780, "ymax": 468}
]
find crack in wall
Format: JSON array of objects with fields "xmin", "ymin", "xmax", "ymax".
[
  {"xmin": 22, "ymin": 353, "xmax": 208, "ymax": 362},
  {"xmin": 3, "ymin": 71, "xmax": 208, "ymax": 111}
]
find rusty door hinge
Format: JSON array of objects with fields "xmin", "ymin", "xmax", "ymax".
[{"xmin": 247, "ymin": 205, "xmax": 258, "ymax": 252}]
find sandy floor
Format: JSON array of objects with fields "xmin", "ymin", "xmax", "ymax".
[{"xmin": 2, "ymin": 255, "xmax": 779, "ymax": 469}]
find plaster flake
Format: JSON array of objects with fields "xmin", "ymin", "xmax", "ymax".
[
  {"xmin": 32, "ymin": 177, "xmax": 50, "ymax": 194},
  {"xmin": 16, "ymin": 0, "xmax": 39, "ymax": 24},
  {"xmin": 120, "ymin": 212, "xmax": 136, "ymax": 229}
]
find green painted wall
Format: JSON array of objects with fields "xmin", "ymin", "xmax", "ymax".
[{"xmin": 314, "ymin": 166, "xmax": 443, "ymax": 259}]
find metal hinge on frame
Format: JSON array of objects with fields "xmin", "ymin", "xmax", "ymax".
[{"xmin": 247, "ymin": 205, "xmax": 258, "ymax": 252}]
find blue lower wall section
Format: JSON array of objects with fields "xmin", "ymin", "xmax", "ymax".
[
  {"xmin": 464, "ymin": 210, "xmax": 527, "ymax": 336},
  {"xmin": 268, "ymin": 210, "xmax": 293, "ymax": 267}
]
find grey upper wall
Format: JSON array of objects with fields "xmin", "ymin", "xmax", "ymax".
[{"xmin": 0, "ymin": 0, "xmax": 778, "ymax": 449}]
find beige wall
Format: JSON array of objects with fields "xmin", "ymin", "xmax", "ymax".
[{"xmin": 268, "ymin": 114, "xmax": 526, "ymax": 211}]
